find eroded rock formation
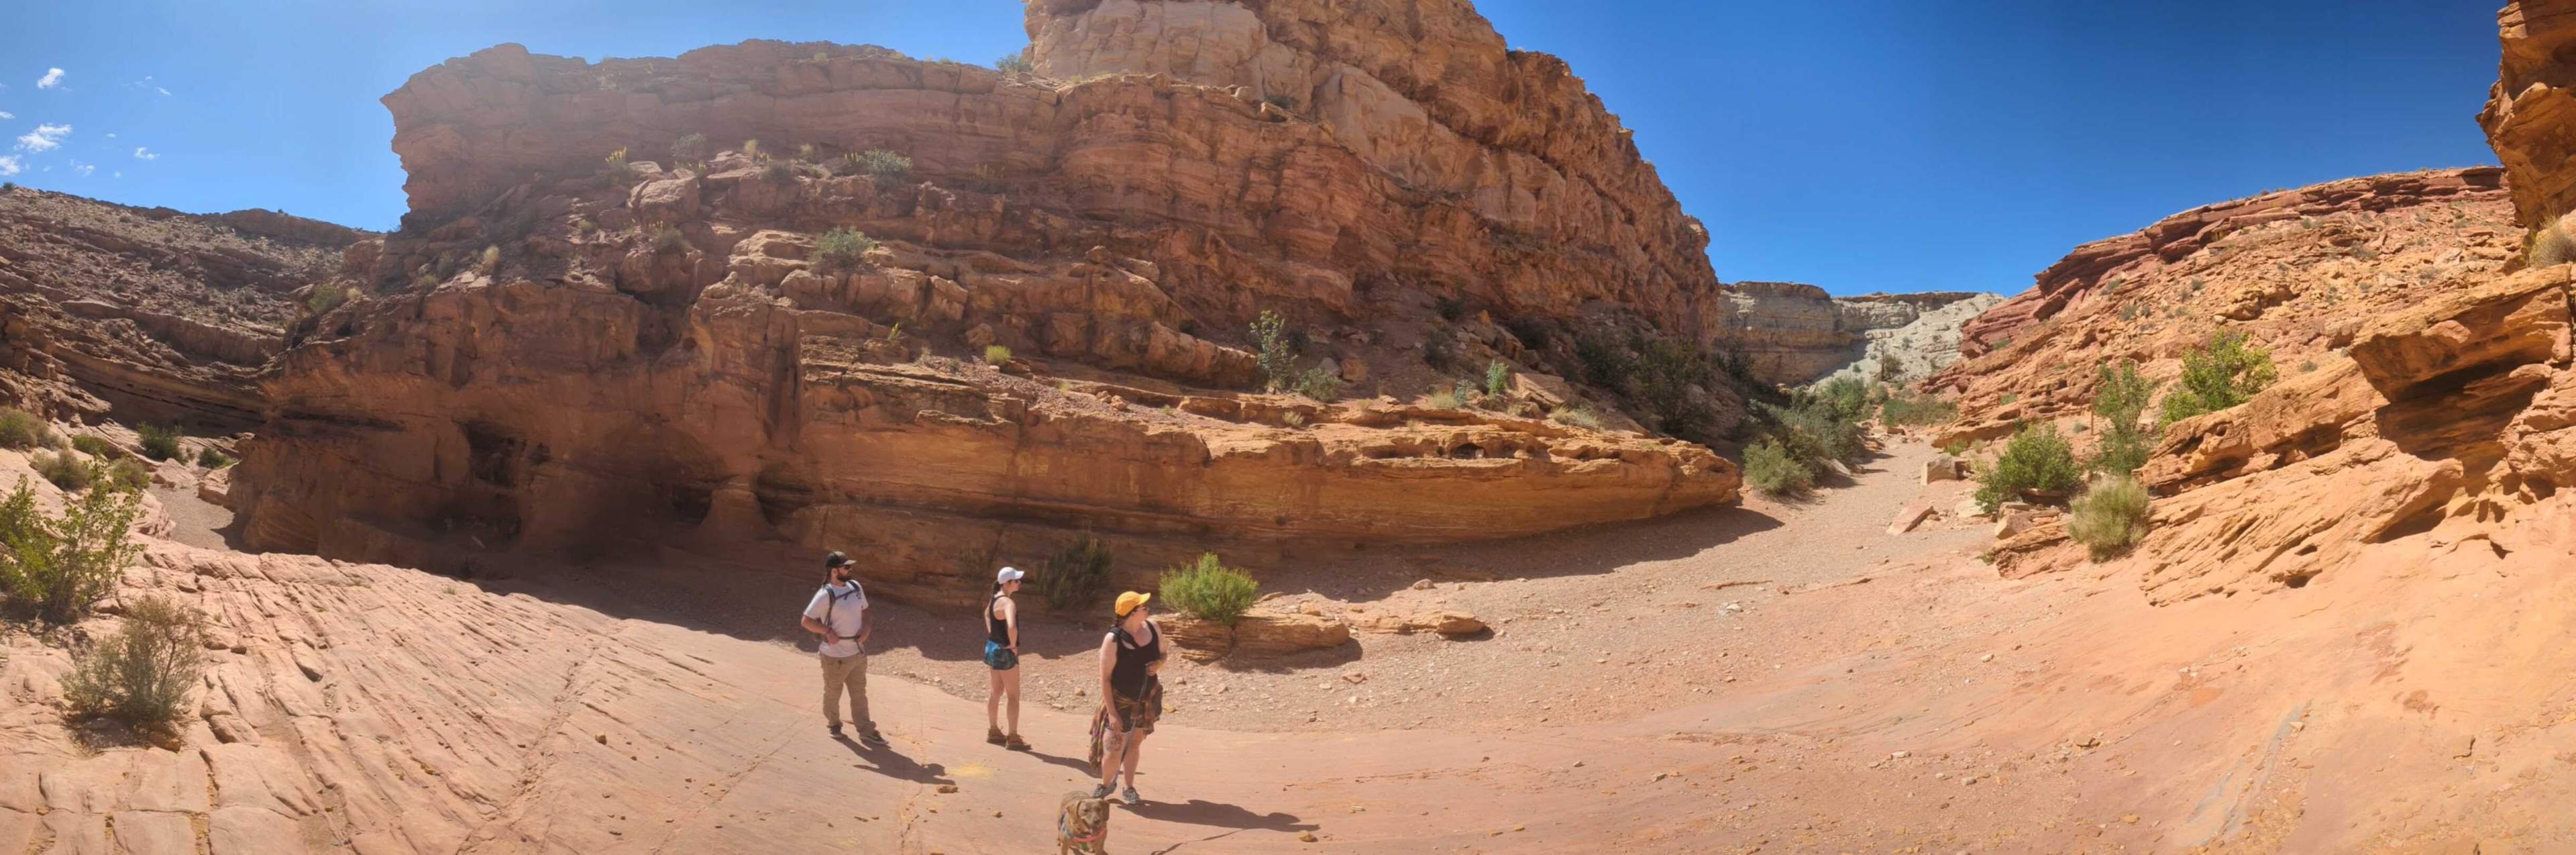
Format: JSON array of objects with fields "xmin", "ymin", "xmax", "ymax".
[
  {"xmin": 0, "ymin": 187, "xmax": 365, "ymax": 428},
  {"xmin": 227, "ymin": 5, "xmax": 1747, "ymax": 605},
  {"xmin": 2481, "ymin": 0, "xmax": 2576, "ymax": 229},
  {"xmin": 1709, "ymin": 281, "xmax": 1997, "ymax": 386},
  {"xmin": 1928, "ymin": 168, "xmax": 2515, "ymax": 446}
]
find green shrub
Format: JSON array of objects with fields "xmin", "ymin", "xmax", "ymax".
[
  {"xmin": 1547, "ymin": 406, "xmax": 1601, "ymax": 429},
  {"xmin": 2088, "ymin": 359, "xmax": 2159, "ymax": 475},
  {"xmin": 2067, "ymin": 474, "xmax": 2151, "ymax": 560},
  {"xmin": 1433, "ymin": 295, "xmax": 1467, "ymax": 322},
  {"xmin": 651, "ymin": 224, "xmax": 688, "ymax": 254},
  {"xmin": 761, "ymin": 160, "xmax": 798, "ymax": 185},
  {"xmin": 1252, "ymin": 310, "xmax": 1295, "ymax": 391},
  {"xmin": 812, "ymin": 226, "xmax": 875, "ymax": 272},
  {"xmin": 1815, "ymin": 376, "xmax": 1870, "ymax": 423},
  {"xmin": 983, "ymin": 344, "xmax": 1012, "ymax": 365},
  {"xmin": 1037, "ymin": 536, "xmax": 1114, "ymax": 610},
  {"xmin": 479, "ymin": 244, "xmax": 501, "ymax": 273},
  {"xmin": 197, "ymin": 448, "xmax": 231, "ymax": 469},
  {"xmin": 669, "ymin": 132, "xmax": 708, "ymax": 164},
  {"xmin": 1742, "ymin": 438, "xmax": 1811, "ymax": 497},
  {"xmin": 1574, "ymin": 333, "xmax": 1634, "ymax": 390},
  {"xmin": 1263, "ymin": 93, "xmax": 1297, "ymax": 111},
  {"xmin": 0, "ymin": 477, "xmax": 147, "ymax": 623},
  {"xmin": 1941, "ymin": 440, "xmax": 1968, "ymax": 456},
  {"xmin": 1877, "ymin": 391, "xmax": 1957, "ymax": 428},
  {"xmin": 1427, "ymin": 387, "xmax": 1462, "ymax": 409},
  {"xmin": 1503, "ymin": 316, "xmax": 1552, "ymax": 351},
  {"xmin": 0, "ymin": 409, "xmax": 45, "ymax": 450},
  {"xmin": 137, "ymin": 423, "xmax": 180, "ymax": 462},
  {"xmin": 32, "ymin": 452, "xmax": 91, "ymax": 491},
  {"xmin": 2159, "ymin": 330, "xmax": 2277, "ymax": 425},
  {"xmin": 59, "ymin": 595, "xmax": 206, "ymax": 727},
  {"xmin": 741, "ymin": 138, "xmax": 762, "ymax": 160},
  {"xmin": 995, "ymin": 50, "xmax": 1034, "ymax": 74},
  {"xmin": 69, "ymin": 435, "xmax": 114, "ymax": 457},
  {"xmin": 1293, "ymin": 366, "xmax": 1342, "ymax": 401},
  {"xmin": 99, "ymin": 458, "xmax": 148, "ymax": 493},
  {"xmin": 1484, "ymin": 360, "xmax": 1512, "ymax": 398},
  {"xmin": 856, "ymin": 148, "xmax": 912, "ymax": 181},
  {"xmin": 306, "ymin": 286, "xmax": 350, "ymax": 315},
  {"xmin": 1635, "ymin": 338, "xmax": 1717, "ymax": 438},
  {"xmin": 1759, "ymin": 399, "xmax": 1864, "ymax": 472},
  {"xmin": 1974, "ymin": 423, "xmax": 2081, "ymax": 513},
  {"xmin": 1875, "ymin": 352, "xmax": 1903, "ymax": 381},
  {"xmin": 1159, "ymin": 553, "xmax": 1259, "ymax": 626}
]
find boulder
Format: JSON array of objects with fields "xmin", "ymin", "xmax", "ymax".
[
  {"xmin": 1921, "ymin": 456, "xmax": 1965, "ymax": 483},
  {"xmin": 1350, "ymin": 608, "xmax": 1486, "ymax": 636},
  {"xmin": 1159, "ymin": 607, "xmax": 1351, "ymax": 660},
  {"xmin": 1886, "ymin": 503, "xmax": 1933, "ymax": 535}
]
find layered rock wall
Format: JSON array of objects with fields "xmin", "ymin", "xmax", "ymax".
[
  {"xmin": 1710, "ymin": 281, "xmax": 1994, "ymax": 385},
  {"xmin": 2480, "ymin": 0, "xmax": 2576, "ymax": 230}
]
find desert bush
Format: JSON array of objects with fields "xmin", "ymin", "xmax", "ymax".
[
  {"xmin": 1037, "ymin": 536, "xmax": 1114, "ymax": 610},
  {"xmin": 2160, "ymin": 330, "xmax": 2277, "ymax": 425},
  {"xmin": 136, "ymin": 423, "xmax": 180, "ymax": 462},
  {"xmin": 1875, "ymin": 352, "xmax": 1903, "ymax": 381},
  {"xmin": 741, "ymin": 138, "xmax": 761, "ymax": 160},
  {"xmin": 1547, "ymin": 406, "xmax": 1601, "ymax": 429},
  {"xmin": 1742, "ymin": 438, "xmax": 1811, "ymax": 497},
  {"xmin": 99, "ymin": 458, "xmax": 148, "ymax": 493},
  {"xmin": 2067, "ymin": 474, "xmax": 2151, "ymax": 560},
  {"xmin": 306, "ymin": 286, "xmax": 350, "ymax": 315},
  {"xmin": 196, "ymin": 448, "xmax": 231, "ymax": 469},
  {"xmin": 983, "ymin": 344, "xmax": 1012, "ymax": 365},
  {"xmin": 59, "ymin": 595, "xmax": 206, "ymax": 727},
  {"xmin": 994, "ymin": 50, "xmax": 1034, "ymax": 74},
  {"xmin": 1433, "ymin": 295, "xmax": 1467, "ymax": 322},
  {"xmin": 1485, "ymin": 360, "xmax": 1512, "ymax": 398},
  {"xmin": 1503, "ymin": 316, "xmax": 1552, "ymax": 351},
  {"xmin": 2088, "ymin": 359, "xmax": 2158, "ymax": 475},
  {"xmin": 1263, "ymin": 93, "xmax": 1297, "ymax": 111},
  {"xmin": 1160, "ymin": 553, "xmax": 1260, "ymax": 626},
  {"xmin": 812, "ymin": 226, "xmax": 875, "ymax": 272},
  {"xmin": 1421, "ymin": 330, "xmax": 1460, "ymax": 372},
  {"xmin": 1634, "ymin": 338, "xmax": 1717, "ymax": 438},
  {"xmin": 1293, "ymin": 366, "xmax": 1342, "ymax": 401},
  {"xmin": 0, "ymin": 477, "xmax": 147, "ymax": 623},
  {"xmin": 69, "ymin": 435, "xmax": 113, "ymax": 457},
  {"xmin": 32, "ymin": 452, "xmax": 91, "ymax": 491},
  {"xmin": 0, "ymin": 408, "xmax": 46, "ymax": 450},
  {"xmin": 602, "ymin": 146, "xmax": 629, "ymax": 174},
  {"xmin": 761, "ymin": 160, "xmax": 797, "ymax": 185},
  {"xmin": 1251, "ymin": 311, "xmax": 1295, "ymax": 390},
  {"xmin": 856, "ymin": 149, "xmax": 912, "ymax": 181},
  {"xmin": 478, "ymin": 245, "xmax": 501, "ymax": 273},
  {"xmin": 1427, "ymin": 387, "xmax": 1463, "ymax": 409},
  {"xmin": 1760, "ymin": 398, "xmax": 1865, "ymax": 472},
  {"xmin": 1974, "ymin": 422, "xmax": 2081, "ymax": 513},
  {"xmin": 1877, "ymin": 390, "xmax": 1957, "ymax": 428},
  {"xmin": 669, "ymin": 132, "xmax": 708, "ymax": 164},
  {"xmin": 1815, "ymin": 376, "xmax": 1870, "ymax": 423},
  {"xmin": 651, "ymin": 224, "xmax": 688, "ymax": 254},
  {"xmin": 1573, "ymin": 333, "xmax": 1634, "ymax": 390}
]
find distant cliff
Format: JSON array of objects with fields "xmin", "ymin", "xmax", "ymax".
[{"xmin": 1711, "ymin": 281, "xmax": 1997, "ymax": 386}]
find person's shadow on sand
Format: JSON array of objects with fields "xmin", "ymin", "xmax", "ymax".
[
  {"xmin": 1128, "ymin": 798, "xmax": 1312, "ymax": 832},
  {"xmin": 835, "ymin": 735, "xmax": 953, "ymax": 786}
]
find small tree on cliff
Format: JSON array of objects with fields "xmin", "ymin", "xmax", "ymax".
[
  {"xmin": 0, "ymin": 476, "xmax": 147, "ymax": 623},
  {"xmin": 2159, "ymin": 330, "xmax": 2277, "ymax": 426},
  {"xmin": 2088, "ymin": 358, "xmax": 2159, "ymax": 475},
  {"xmin": 1252, "ymin": 310, "xmax": 1295, "ymax": 391}
]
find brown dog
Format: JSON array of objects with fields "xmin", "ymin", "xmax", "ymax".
[{"xmin": 1057, "ymin": 790, "xmax": 1114, "ymax": 854}]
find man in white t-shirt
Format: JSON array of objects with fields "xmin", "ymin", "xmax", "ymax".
[{"xmin": 800, "ymin": 551, "xmax": 883, "ymax": 744}]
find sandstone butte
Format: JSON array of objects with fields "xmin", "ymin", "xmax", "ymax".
[{"xmin": 195, "ymin": 0, "xmax": 1780, "ymax": 607}]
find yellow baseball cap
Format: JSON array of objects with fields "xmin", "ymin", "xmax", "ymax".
[{"xmin": 1114, "ymin": 591, "xmax": 1152, "ymax": 617}]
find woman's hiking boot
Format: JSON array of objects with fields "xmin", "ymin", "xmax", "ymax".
[
  {"xmin": 986, "ymin": 726, "xmax": 1007, "ymax": 746},
  {"xmin": 1005, "ymin": 734, "xmax": 1030, "ymax": 751}
]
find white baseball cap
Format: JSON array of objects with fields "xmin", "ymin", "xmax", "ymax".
[{"xmin": 996, "ymin": 566, "xmax": 1025, "ymax": 583}]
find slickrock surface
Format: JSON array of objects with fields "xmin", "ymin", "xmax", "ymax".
[{"xmin": 0, "ymin": 187, "xmax": 366, "ymax": 428}]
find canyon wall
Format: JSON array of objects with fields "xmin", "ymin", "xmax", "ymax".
[
  {"xmin": 1709, "ymin": 281, "xmax": 1996, "ymax": 386},
  {"xmin": 227, "ymin": 3, "xmax": 1747, "ymax": 605}
]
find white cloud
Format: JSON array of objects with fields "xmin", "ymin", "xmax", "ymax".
[
  {"xmin": 0, "ymin": 155, "xmax": 19, "ymax": 176},
  {"xmin": 155, "ymin": 87, "xmax": 170, "ymax": 97},
  {"xmin": 112, "ymin": 170, "xmax": 121, "ymax": 179},
  {"xmin": 133, "ymin": 146, "xmax": 155, "ymax": 160},
  {"xmin": 104, "ymin": 132, "xmax": 115, "ymax": 138},
  {"xmin": 71, "ymin": 162, "xmax": 93, "ymax": 177},
  {"xmin": 14, "ymin": 123, "xmax": 68, "ymax": 152},
  {"xmin": 0, "ymin": 111, "xmax": 12, "ymax": 119},
  {"xmin": 36, "ymin": 68, "xmax": 63, "ymax": 89}
]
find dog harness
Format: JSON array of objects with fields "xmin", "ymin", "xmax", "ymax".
[{"xmin": 1060, "ymin": 812, "xmax": 1106, "ymax": 850}]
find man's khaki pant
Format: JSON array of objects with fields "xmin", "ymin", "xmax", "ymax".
[{"xmin": 820, "ymin": 651, "xmax": 871, "ymax": 731}]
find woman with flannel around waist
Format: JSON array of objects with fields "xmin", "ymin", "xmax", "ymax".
[{"xmin": 1089, "ymin": 591, "xmax": 1163, "ymax": 805}]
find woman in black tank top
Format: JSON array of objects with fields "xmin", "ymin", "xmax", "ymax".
[
  {"xmin": 1090, "ymin": 591, "xmax": 1164, "ymax": 805},
  {"xmin": 983, "ymin": 568, "xmax": 1027, "ymax": 750}
]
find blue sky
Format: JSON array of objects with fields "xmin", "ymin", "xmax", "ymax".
[{"xmin": 0, "ymin": 1, "xmax": 2504, "ymax": 296}]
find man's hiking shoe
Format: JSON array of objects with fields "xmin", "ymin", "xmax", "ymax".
[
  {"xmin": 1005, "ymin": 734, "xmax": 1030, "ymax": 751},
  {"xmin": 986, "ymin": 726, "xmax": 1007, "ymax": 746},
  {"xmin": 1091, "ymin": 782, "xmax": 1116, "ymax": 799},
  {"xmin": 827, "ymin": 723, "xmax": 844, "ymax": 738},
  {"xmin": 858, "ymin": 729, "xmax": 887, "ymax": 746},
  {"xmin": 1121, "ymin": 786, "xmax": 1140, "ymax": 806}
]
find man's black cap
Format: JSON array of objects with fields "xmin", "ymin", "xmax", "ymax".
[{"xmin": 823, "ymin": 550, "xmax": 851, "ymax": 569}]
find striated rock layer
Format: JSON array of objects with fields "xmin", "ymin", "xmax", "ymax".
[
  {"xmin": 230, "ymin": 7, "xmax": 1747, "ymax": 605},
  {"xmin": 1927, "ymin": 168, "xmax": 2516, "ymax": 446},
  {"xmin": 0, "ymin": 187, "xmax": 366, "ymax": 428},
  {"xmin": 1709, "ymin": 281, "xmax": 1996, "ymax": 386},
  {"xmin": 2481, "ymin": 0, "xmax": 2576, "ymax": 229}
]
